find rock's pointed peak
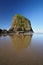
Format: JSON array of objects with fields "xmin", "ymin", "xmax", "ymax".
[
  {"xmin": 16, "ymin": 14, "xmax": 23, "ymax": 17},
  {"xmin": 15, "ymin": 14, "xmax": 24, "ymax": 19}
]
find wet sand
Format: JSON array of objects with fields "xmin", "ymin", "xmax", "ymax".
[{"xmin": 0, "ymin": 33, "xmax": 43, "ymax": 65}]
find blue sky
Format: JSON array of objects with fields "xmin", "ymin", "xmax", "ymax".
[{"xmin": 0, "ymin": 0, "xmax": 43, "ymax": 32}]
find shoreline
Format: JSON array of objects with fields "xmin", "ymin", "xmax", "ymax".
[{"xmin": 0, "ymin": 31, "xmax": 33, "ymax": 36}]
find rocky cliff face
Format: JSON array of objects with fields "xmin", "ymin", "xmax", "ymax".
[{"xmin": 9, "ymin": 14, "xmax": 33, "ymax": 32}]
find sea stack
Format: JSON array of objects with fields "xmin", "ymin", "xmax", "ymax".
[{"xmin": 9, "ymin": 14, "xmax": 33, "ymax": 32}]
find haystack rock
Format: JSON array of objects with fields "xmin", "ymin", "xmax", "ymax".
[{"xmin": 9, "ymin": 14, "xmax": 33, "ymax": 32}]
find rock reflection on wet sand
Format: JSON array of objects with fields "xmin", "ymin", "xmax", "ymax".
[{"xmin": 9, "ymin": 34, "xmax": 32, "ymax": 52}]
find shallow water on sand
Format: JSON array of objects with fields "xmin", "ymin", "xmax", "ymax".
[{"xmin": 0, "ymin": 33, "xmax": 43, "ymax": 65}]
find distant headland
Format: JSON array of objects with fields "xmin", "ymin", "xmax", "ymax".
[{"xmin": 0, "ymin": 14, "xmax": 33, "ymax": 35}]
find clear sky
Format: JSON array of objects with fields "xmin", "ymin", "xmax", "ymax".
[{"xmin": 0, "ymin": 0, "xmax": 43, "ymax": 33}]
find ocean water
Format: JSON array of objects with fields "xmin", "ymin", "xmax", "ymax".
[{"xmin": 0, "ymin": 33, "xmax": 43, "ymax": 65}]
